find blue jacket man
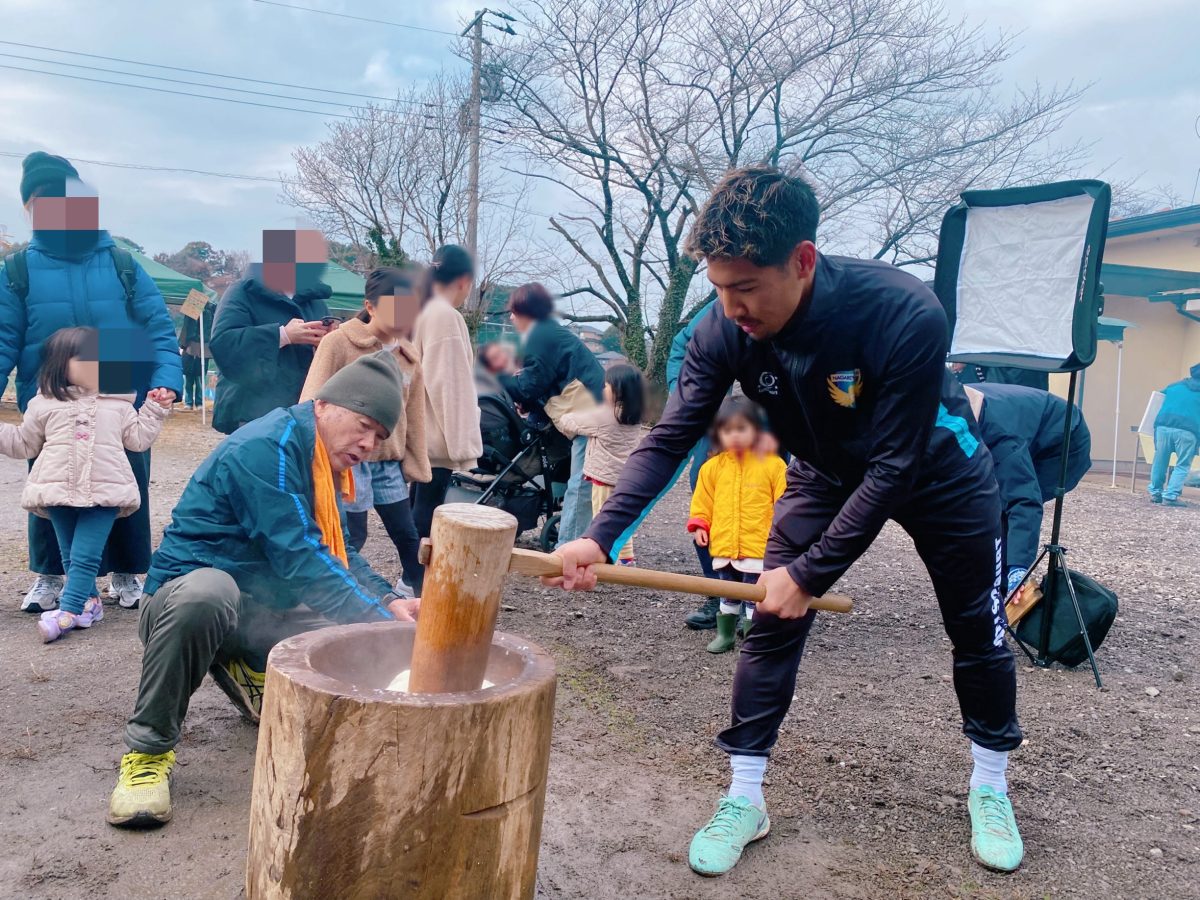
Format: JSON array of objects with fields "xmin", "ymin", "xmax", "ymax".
[
  {"xmin": 966, "ymin": 383, "xmax": 1091, "ymax": 590},
  {"xmin": 109, "ymin": 353, "xmax": 418, "ymax": 830},
  {"xmin": 0, "ymin": 152, "xmax": 182, "ymax": 611},
  {"xmin": 1149, "ymin": 363, "xmax": 1200, "ymax": 505}
]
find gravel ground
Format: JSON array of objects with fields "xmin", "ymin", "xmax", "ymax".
[{"xmin": 0, "ymin": 408, "xmax": 1197, "ymax": 899}]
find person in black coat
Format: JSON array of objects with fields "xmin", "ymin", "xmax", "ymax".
[
  {"xmin": 500, "ymin": 283, "xmax": 605, "ymax": 546},
  {"xmin": 965, "ymin": 382, "xmax": 1091, "ymax": 594},
  {"xmin": 209, "ymin": 256, "xmax": 335, "ymax": 436}
]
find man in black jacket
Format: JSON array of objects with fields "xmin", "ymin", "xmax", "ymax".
[
  {"xmin": 964, "ymin": 383, "xmax": 1091, "ymax": 596},
  {"xmin": 209, "ymin": 229, "xmax": 336, "ymax": 435},
  {"xmin": 550, "ymin": 168, "xmax": 1023, "ymax": 876}
]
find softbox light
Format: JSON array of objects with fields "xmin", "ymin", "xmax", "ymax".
[{"xmin": 934, "ymin": 180, "xmax": 1111, "ymax": 373}]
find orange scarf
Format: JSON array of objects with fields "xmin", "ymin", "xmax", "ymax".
[{"xmin": 312, "ymin": 437, "xmax": 355, "ymax": 567}]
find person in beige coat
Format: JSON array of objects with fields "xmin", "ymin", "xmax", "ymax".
[
  {"xmin": 0, "ymin": 326, "xmax": 171, "ymax": 642},
  {"xmin": 410, "ymin": 245, "xmax": 483, "ymax": 561},
  {"xmin": 558, "ymin": 364, "xmax": 646, "ymax": 563},
  {"xmin": 301, "ymin": 267, "xmax": 432, "ymax": 595}
]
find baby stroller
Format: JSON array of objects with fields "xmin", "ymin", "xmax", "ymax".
[{"xmin": 447, "ymin": 388, "xmax": 573, "ymax": 551}]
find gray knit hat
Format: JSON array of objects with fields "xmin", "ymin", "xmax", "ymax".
[{"xmin": 315, "ymin": 351, "xmax": 404, "ymax": 437}]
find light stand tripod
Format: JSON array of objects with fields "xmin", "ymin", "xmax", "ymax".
[{"xmin": 1005, "ymin": 369, "xmax": 1103, "ymax": 688}]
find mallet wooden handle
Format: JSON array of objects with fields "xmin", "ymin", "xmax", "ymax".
[{"xmin": 418, "ymin": 541, "xmax": 854, "ymax": 614}]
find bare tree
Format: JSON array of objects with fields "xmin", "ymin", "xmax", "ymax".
[
  {"xmin": 494, "ymin": 0, "xmax": 1086, "ymax": 383},
  {"xmin": 284, "ymin": 71, "xmax": 541, "ymax": 329}
]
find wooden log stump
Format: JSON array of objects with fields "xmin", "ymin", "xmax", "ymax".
[
  {"xmin": 248, "ymin": 506, "xmax": 550, "ymax": 899},
  {"xmin": 246, "ymin": 622, "xmax": 556, "ymax": 899}
]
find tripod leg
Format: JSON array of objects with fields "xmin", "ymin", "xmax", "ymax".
[
  {"xmin": 1056, "ymin": 548, "xmax": 1103, "ymax": 688},
  {"xmin": 1006, "ymin": 622, "xmax": 1039, "ymax": 666}
]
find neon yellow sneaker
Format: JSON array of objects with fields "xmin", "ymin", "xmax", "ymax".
[
  {"xmin": 209, "ymin": 658, "xmax": 266, "ymax": 724},
  {"xmin": 107, "ymin": 750, "xmax": 175, "ymax": 827}
]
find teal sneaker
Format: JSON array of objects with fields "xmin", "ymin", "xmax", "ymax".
[
  {"xmin": 968, "ymin": 786, "xmax": 1024, "ymax": 872},
  {"xmin": 688, "ymin": 796, "xmax": 770, "ymax": 876}
]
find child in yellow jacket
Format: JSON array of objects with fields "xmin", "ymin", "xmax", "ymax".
[{"xmin": 688, "ymin": 397, "xmax": 787, "ymax": 653}]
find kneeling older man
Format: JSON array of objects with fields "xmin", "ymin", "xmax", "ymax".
[{"xmin": 107, "ymin": 351, "xmax": 420, "ymax": 828}]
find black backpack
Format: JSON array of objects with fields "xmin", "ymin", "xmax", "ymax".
[
  {"xmin": 3, "ymin": 246, "xmax": 139, "ymax": 319},
  {"xmin": 1015, "ymin": 567, "xmax": 1118, "ymax": 667}
]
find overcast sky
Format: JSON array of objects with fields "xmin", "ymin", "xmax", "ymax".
[{"xmin": 0, "ymin": 0, "xmax": 1196, "ymax": 260}]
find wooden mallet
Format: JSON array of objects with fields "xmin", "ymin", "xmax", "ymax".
[{"xmin": 416, "ymin": 540, "xmax": 855, "ymax": 613}]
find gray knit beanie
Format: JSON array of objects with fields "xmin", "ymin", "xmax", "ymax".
[{"xmin": 315, "ymin": 351, "xmax": 404, "ymax": 437}]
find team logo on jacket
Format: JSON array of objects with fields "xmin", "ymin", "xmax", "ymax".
[
  {"xmin": 757, "ymin": 371, "xmax": 780, "ymax": 396},
  {"xmin": 827, "ymin": 369, "xmax": 863, "ymax": 408}
]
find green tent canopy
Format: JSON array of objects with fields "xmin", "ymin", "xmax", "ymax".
[{"xmin": 112, "ymin": 236, "xmax": 207, "ymax": 305}]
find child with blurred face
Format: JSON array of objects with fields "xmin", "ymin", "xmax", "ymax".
[{"xmin": 687, "ymin": 398, "xmax": 787, "ymax": 654}]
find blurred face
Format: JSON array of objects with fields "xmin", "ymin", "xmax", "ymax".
[
  {"xmin": 262, "ymin": 228, "xmax": 328, "ymax": 295},
  {"xmin": 368, "ymin": 290, "xmax": 421, "ymax": 338},
  {"xmin": 27, "ymin": 178, "xmax": 100, "ymax": 256},
  {"xmin": 313, "ymin": 400, "xmax": 386, "ymax": 473},
  {"xmin": 718, "ymin": 416, "xmax": 757, "ymax": 453},
  {"xmin": 705, "ymin": 242, "xmax": 817, "ymax": 341},
  {"xmin": 66, "ymin": 356, "xmax": 99, "ymax": 393},
  {"xmin": 483, "ymin": 343, "xmax": 513, "ymax": 373}
]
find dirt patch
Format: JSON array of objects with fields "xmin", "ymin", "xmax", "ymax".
[{"xmin": 0, "ymin": 408, "xmax": 1197, "ymax": 898}]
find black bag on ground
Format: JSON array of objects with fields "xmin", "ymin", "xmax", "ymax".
[{"xmin": 1015, "ymin": 568, "xmax": 1118, "ymax": 666}]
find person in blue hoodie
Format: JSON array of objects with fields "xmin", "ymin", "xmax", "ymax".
[
  {"xmin": 1149, "ymin": 363, "xmax": 1200, "ymax": 507},
  {"xmin": 0, "ymin": 152, "xmax": 183, "ymax": 613}
]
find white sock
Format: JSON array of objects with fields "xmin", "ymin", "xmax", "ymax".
[
  {"xmin": 719, "ymin": 600, "xmax": 742, "ymax": 616},
  {"xmin": 969, "ymin": 742, "xmax": 1009, "ymax": 794},
  {"xmin": 728, "ymin": 754, "xmax": 767, "ymax": 807}
]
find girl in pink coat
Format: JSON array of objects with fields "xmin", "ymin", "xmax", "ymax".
[{"xmin": 0, "ymin": 327, "xmax": 171, "ymax": 642}]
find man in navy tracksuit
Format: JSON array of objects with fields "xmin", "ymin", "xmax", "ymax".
[
  {"xmin": 550, "ymin": 167, "xmax": 1023, "ymax": 876},
  {"xmin": 965, "ymin": 383, "xmax": 1091, "ymax": 597}
]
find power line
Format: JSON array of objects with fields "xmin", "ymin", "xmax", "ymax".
[
  {"xmin": 250, "ymin": 0, "xmax": 459, "ymax": 35},
  {"xmin": 0, "ymin": 61, "xmax": 510, "ymax": 138},
  {"xmin": 0, "ymin": 39, "xmax": 396, "ymax": 103},
  {"xmin": 0, "ymin": 149, "xmax": 283, "ymax": 183},
  {"xmin": 0, "ymin": 62, "xmax": 368, "ymax": 118},
  {"xmin": 0, "ymin": 51, "xmax": 358, "ymax": 109},
  {"xmin": 0, "ymin": 146, "xmax": 520, "ymax": 190}
]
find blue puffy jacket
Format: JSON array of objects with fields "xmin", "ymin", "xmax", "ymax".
[
  {"xmin": 145, "ymin": 402, "xmax": 394, "ymax": 624},
  {"xmin": 1155, "ymin": 364, "xmax": 1200, "ymax": 439},
  {"xmin": 0, "ymin": 232, "xmax": 182, "ymax": 411}
]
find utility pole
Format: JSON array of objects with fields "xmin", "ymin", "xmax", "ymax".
[
  {"xmin": 465, "ymin": 11, "xmax": 483, "ymax": 282},
  {"xmin": 461, "ymin": 9, "xmax": 515, "ymax": 317}
]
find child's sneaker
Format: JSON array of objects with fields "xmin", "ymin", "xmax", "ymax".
[
  {"xmin": 38, "ymin": 609, "xmax": 80, "ymax": 643},
  {"xmin": 76, "ymin": 595, "xmax": 105, "ymax": 628},
  {"xmin": 618, "ymin": 557, "xmax": 637, "ymax": 567},
  {"xmin": 37, "ymin": 596, "xmax": 103, "ymax": 642}
]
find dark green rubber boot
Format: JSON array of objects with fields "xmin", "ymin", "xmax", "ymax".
[{"xmin": 707, "ymin": 613, "xmax": 737, "ymax": 654}]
